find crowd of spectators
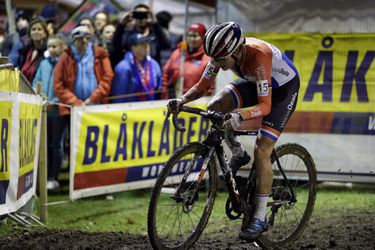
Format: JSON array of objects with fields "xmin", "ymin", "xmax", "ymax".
[{"xmin": 0, "ymin": 4, "xmax": 213, "ymax": 189}]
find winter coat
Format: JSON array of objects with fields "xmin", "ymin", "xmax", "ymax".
[
  {"xmin": 54, "ymin": 45, "xmax": 114, "ymax": 115},
  {"xmin": 110, "ymin": 51, "xmax": 162, "ymax": 103}
]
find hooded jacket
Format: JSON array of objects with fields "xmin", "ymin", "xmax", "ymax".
[{"xmin": 54, "ymin": 45, "xmax": 114, "ymax": 115}]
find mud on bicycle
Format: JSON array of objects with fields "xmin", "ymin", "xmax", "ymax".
[{"xmin": 147, "ymin": 105, "xmax": 317, "ymax": 249}]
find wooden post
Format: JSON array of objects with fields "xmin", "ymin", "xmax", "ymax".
[{"xmin": 37, "ymin": 82, "xmax": 48, "ymax": 223}]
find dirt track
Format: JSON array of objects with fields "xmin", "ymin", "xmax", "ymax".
[{"xmin": 0, "ymin": 208, "xmax": 374, "ymax": 249}]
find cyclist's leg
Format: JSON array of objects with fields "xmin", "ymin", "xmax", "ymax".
[
  {"xmin": 240, "ymin": 76, "xmax": 300, "ymax": 241},
  {"xmin": 207, "ymin": 79, "xmax": 257, "ymax": 174}
]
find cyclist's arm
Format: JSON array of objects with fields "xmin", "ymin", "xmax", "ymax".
[{"xmin": 180, "ymin": 61, "xmax": 218, "ymax": 104}]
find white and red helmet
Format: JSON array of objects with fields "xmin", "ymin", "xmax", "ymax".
[{"xmin": 203, "ymin": 22, "xmax": 245, "ymax": 58}]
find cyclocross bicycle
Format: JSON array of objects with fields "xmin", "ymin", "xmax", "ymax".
[{"xmin": 147, "ymin": 105, "xmax": 317, "ymax": 249}]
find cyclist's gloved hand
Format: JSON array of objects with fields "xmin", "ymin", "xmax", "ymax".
[
  {"xmin": 223, "ymin": 112, "xmax": 242, "ymax": 130},
  {"xmin": 167, "ymin": 98, "xmax": 183, "ymax": 114}
]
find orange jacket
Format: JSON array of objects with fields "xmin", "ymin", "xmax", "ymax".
[
  {"xmin": 54, "ymin": 45, "xmax": 114, "ymax": 115},
  {"xmin": 162, "ymin": 44, "xmax": 211, "ymax": 99}
]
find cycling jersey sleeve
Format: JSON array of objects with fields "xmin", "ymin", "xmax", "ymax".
[
  {"xmin": 236, "ymin": 53, "xmax": 273, "ymax": 120},
  {"xmin": 181, "ymin": 61, "xmax": 218, "ymax": 103}
]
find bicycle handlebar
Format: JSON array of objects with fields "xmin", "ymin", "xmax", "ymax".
[{"xmin": 165, "ymin": 105, "xmax": 241, "ymax": 147}]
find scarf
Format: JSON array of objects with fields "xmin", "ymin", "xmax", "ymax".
[
  {"xmin": 71, "ymin": 42, "xmax": 98, "ymax": 100},
  {"xmin": 129, "ymin": 52, "xmax": 156, "ymax": 101}
]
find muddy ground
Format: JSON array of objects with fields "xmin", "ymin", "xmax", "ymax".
[{"xmin": 0, "ymin": 207, "xmax": 374, "ymax": 250}]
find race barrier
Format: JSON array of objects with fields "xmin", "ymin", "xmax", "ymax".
[
  {"xmin": 0, "ymin": 66, "xmax": 43, "ymax": 217},
  {"xmin": 69, "ymin": 99, "xmax": 209, "ymax": 199}
]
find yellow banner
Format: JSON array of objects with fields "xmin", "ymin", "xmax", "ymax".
[
  {"xmin": 75, "ymin": 104, "xmax": 208, "ymax": 173},
  {"xmin": 0, "ymin": 69, "xmax": 19, "ymax": 92},
  {"xmin": 0, "ymin": 101, "xmax": 12, "ymax": 181},
  {"xmin": 18, "ymin": 103, "xmax": 42, "ymax": 176},
  {"xmin": 245, "ymin": 33, "xmax": 375, "ymax": 112}
]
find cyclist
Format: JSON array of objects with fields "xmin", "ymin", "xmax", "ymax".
[{"xmin": 167, "ymin": 21, "xmax": 300, "ymax": 241}]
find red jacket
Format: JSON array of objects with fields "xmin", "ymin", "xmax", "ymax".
[
  {"xmin": 162, "ymin": 44, "xmax": 211, "ymax": 99},
  {"xmin": 54, "ymin": 45, "xmax": 114, "ymax": 115}
]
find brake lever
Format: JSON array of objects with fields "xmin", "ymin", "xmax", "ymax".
[{"xmin": 173, "ymin": 113, "xmax": 186, "ymax": 132}]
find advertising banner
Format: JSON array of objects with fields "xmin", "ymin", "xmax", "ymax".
[
  {"xmin": 242, "ymin": 33, "xmax": 375, "ymax": 135},
  {"xmin": 0, "ymin": 92, "xmax": 42, "ymax": 215},
  {"xmin": 70, "ymin": 99, "xmax": 210, "ymax": 199},
  {"xmin": 0, "ymin": 68, "xmax": 20, "ymax": 92}
]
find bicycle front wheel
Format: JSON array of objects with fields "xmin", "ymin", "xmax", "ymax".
[
  {"xmin": 148, "ymin": 142, "xmax": 217, "ymax": 250},
  {"xmin": 257, "ymin": 143, "xmax": 317, "ymax": 248}
]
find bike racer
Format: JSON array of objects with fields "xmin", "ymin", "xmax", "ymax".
[{"xmin": 167, "ymin": 21, "xmax": 300, "ymax": 241}]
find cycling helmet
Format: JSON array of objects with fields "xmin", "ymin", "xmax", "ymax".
[{"xmin": 203, "ymin": 22, "xmax": 245, "ymax": 58}]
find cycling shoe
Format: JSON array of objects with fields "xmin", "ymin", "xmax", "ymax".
[{"xmin": 239, "ymin": 218, "xmax": 268, "ymax": 242}]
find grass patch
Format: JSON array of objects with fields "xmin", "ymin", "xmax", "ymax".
[{"xmin": 1, "ymin": 185, "xmax": 374, "ymax": 236}]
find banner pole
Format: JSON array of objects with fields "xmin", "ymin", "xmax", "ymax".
[{"xmin": 37, "ymin": 83, "xmax": 48, "ymax": 223}]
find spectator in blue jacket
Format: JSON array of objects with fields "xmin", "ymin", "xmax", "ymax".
[
  {"xmin": 32, "ymin": 34, "xmax": 66, "ymax": 190},
  {"xmin": 110, "ymin": 33, "xmax": 162, "ymax": 103}
]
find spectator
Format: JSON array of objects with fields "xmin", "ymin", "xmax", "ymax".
[
  {"xmin": 110, "ymin": 4, "xmax": 171, "ymax": 67},
  {"xmin": 40, "ymin": 3, "xmax": 57, "ymax": 35},
  {"xmin": 162, "ymin": 23, "xmax": 211, "ymax": 99},
  {"xmin": 54, "ymin": 25, "xmax": 114, "ymax": 116},
  {"xmin": 1, "ymin": 10, "xmax": 30, "ymax": 57},
  {"xmin": 46, "ymin": 19, "xmax": 57, "ymax": 36},
  {"xmin": 94, "ymin": 11, "xmax": 109, "ymax": 35},
  {"xmin": 2, "ymin": 11, "xmax": 30, "ymax": 60},
  {"xmin": 156, "ymin": 11, "xmax": 182, "ymax": 67},
  {"xmin": 100, "ymin": 23, "xmax": 116, "ymax": 52},
  {"xmin": 110, "ymin": 33, "xmax": 162, "ymax": 103},
  {"xmin": 11, "ymin": 18, "xmax": 48, "ymax": 83},
  {"xmin": 78, "ymin": 17, "xmax": 100, "ymax": 44},
  {"xmin": 32, "ymin": 34, "xmax": 67, "ymax": 190}
]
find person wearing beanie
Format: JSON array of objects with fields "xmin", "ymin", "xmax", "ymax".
[
  {"xmin": 54, "ymin": 25, "xmax": 114, "ymax": 116},
  {"xmin": 162, "ymin": 23, "xmax": 212, "ymax": 98}
]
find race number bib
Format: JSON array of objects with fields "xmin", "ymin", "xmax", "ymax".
[
  {"xmin": 203, "ymin": 62, "xmax": 217, "ymax": 79},
  {"xmin": 257, "ymin": 80, "xmax": 269, "ymax": 96}
]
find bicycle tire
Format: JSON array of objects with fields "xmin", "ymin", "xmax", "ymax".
[
  {"xmin": 256, "ymin": 143, "xmax": 317, "ymax": 248},
  {"xmin": 148, "ymin": 142, "xmax": 217, "ymax": 250}
]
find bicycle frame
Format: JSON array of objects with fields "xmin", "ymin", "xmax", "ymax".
[{"xmin": 170, "ymin": 106, "xmax": 297, "ymax": 215}]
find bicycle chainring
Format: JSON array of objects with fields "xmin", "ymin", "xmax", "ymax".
[{"xmin": 225, "ymin": 197, "xmax": 242, "ymax": 220}]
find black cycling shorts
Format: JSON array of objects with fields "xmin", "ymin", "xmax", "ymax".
[{"xmin": 227, "ymin": 76, "xmax": 300, "ymax": 141}]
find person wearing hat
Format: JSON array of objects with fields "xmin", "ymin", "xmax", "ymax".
[
  {"xmin": 110, "ymin": 32, "xmax": 162, "ymax": 103},
  {"xmin": 162, "ymin": 23, "xmax": 211, "ymax": 99},
  {"xmin": 54, "ymin": 25, "xmax": 114, "ymax": 116}
]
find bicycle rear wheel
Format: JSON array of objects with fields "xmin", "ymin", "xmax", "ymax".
[
  {"xmin": 257, "ymin": 143, "xmax": 317, "ymax": 248},
  {"xmin": 148, "ymin": 142, "xmax": 217, "ymax": 250}
]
